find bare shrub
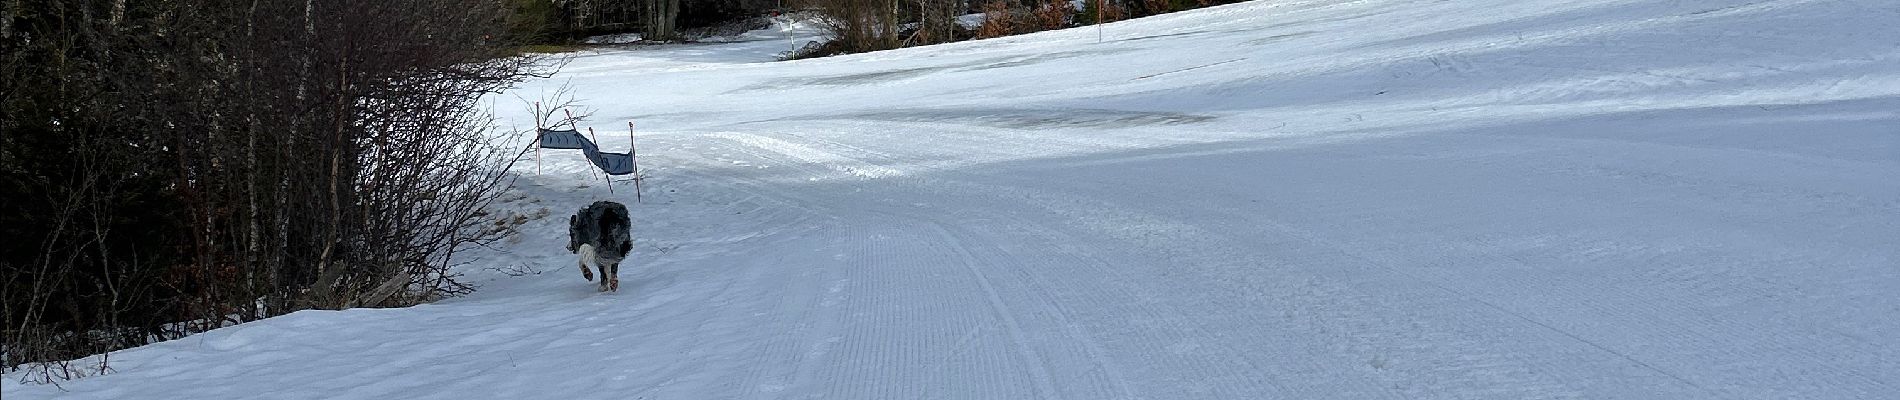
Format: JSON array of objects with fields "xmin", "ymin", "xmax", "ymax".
[
  {"xmin": 1142, "ymin": 0, "xmax": 1172, "ymax": 16},
  {"xmin": 906, "ymin": 0, "xmax": 968, "ymax": 46},
  {"xmin": 2, "ymin": 0, "xmax": 544, "ymax": 377},
  {"xmin": 1106, "ymin": 0, "xmax": 1129, "ymax": 22},
  {"xmin": 798, "ymin": 0, "xmax": 903, "ymax": 54},
  {"xmin": 787, "ymin": 0, "xmax": 1229, "ymax": 59},
  {"xmin": 1033, "ymin": 0, "xmax": 1076, "ymax": 31},
  {"xmin": 976, "ymin": 0, "xmax": 1020, "ymax": 39}
]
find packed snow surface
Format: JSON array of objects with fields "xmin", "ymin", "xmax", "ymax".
[{"xmin": 10, "ymin": 0, "xmax": 1898, "ymax": 398}]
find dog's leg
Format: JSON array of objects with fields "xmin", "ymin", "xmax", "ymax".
[
  {"xmin": 597, "ymin": 264, "xmax": 610, "ymax": 292},
  {"xmin": 608, "ymin": 263, "xmax": 620, "ymax": 292}
]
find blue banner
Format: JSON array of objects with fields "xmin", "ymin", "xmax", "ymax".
[{"xmin": 540, "ymin": 128, "xmax": 636, "ymax": 175}]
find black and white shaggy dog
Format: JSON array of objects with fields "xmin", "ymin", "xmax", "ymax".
[{"xmin": 568, "ymin": 201, "xmax": 632, "ymax": 292}]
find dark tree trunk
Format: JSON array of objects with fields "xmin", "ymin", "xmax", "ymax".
[{"xmin": 645, "ymin": 0, "xmax": 682, "ymax": 40}]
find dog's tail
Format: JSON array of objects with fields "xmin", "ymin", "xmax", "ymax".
[{"xmin": 576, "ymin": 243, "xmax": 597, "ymax": 281}]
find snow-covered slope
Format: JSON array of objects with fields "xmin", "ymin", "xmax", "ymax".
[{"xmin": 10, "ymin": 0, "xmax": 1898, "ymax": 398}]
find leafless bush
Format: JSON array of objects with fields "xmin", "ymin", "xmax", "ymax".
[
  {"xmin": 1033, "ymin": 0, "xmax": 1076, "ymax": 31},
  {"xmin": 978, "ymin": 0, "xmax": 1076, "ymax": 38},
  {"xmin": 906, "ymin": 0, "xmax": 966, "ymax": 46},
  {"xmin": 3, "ymin": 0, "xmax": 545, "ymax": 376},
  {"xmin": 1097, "ymin": 0, "xmax": 1129, "ymax": 24},
  {"xmin": 1142, "ymin": 0, "xmax": 1172, "ymax": 16},
  {"xmin": 976, "ymin": 0, "xmax": 1019, "ymax": 39},
  {"xmin": 788, "ymin": 0, "xmax": 1238, "ymax": 58},
  {"xmin": 797, "ymin": 0, "xmax": 902, "ymax": 54},
  {"xmin": 680, "ymin": 17, "xmax": 774, "ymax": 41}
]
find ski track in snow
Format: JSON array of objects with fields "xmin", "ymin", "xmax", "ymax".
[{"xmin": 9, "ymin": 0, "xmax": 1900, "ymax": 398}]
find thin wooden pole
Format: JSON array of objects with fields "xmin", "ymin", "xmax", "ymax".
[
  {"xmin": 534, "ymin": 102, "xmax": 542, "ymax": 176},
  {"xmin": 628, "ymin": 121, "xmax": 643, "ymax": 204},
  {"xmin": 564, "ymin": 108, "xmax": 598, "ymax": 180},
  {"xmin": 588, "ymin": 127, "xmax": 607, "ymax": 189},
  {"xmin": 581, "ymin": 127, "xmax": 604, "ymax": 185}
]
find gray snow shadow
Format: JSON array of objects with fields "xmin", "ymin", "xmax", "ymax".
[
  {"xmin": 958, "ymin": 48, "xmax": 1141, "ymax": 71},
  {"xmin": 1241, "ymin": 31, "xmax": 1318, "ymax": 46},
  {"xmin": 1115, "ymin": 31, "xmax": 1218, "ymax": 43},
  {"xmin": 736, "ymin": 67, "xmax": 948, "ymax": 91},
  {"xmin": 806, "ymin": 68, "xmax": 941, "ymax": 85},
  {"xmin": 787, "ymin": 107, "xmax": 1217, "ymax": 129},
  {"xmin": 1255, "ymin": 7, "xmax": 1397, "ymax": 31},
  {"xmin": 735, "ymin": 49, "xmax": 1141, "ymax": 92}
]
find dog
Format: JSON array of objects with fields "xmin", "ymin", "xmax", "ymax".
[{"xmin": 568, "ymin": 200, "xmax": 632, "ymax": 292}]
